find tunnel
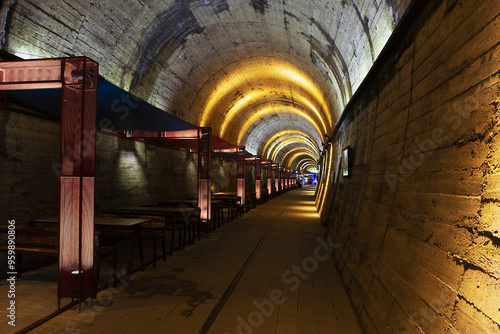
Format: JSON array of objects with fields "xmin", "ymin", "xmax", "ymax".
[{"xmin": 0, "ymin": 0, "xmax": 499, "ymax": 333}]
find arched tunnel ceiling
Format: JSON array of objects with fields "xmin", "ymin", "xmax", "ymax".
[{"xmin": 5, "ymin": 0, "xmax": 412, "ymax": 170}]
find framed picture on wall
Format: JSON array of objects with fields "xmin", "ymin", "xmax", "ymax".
[{"xmin": 342, "ymin": 146, "xmax": 351, "ymax": 177}]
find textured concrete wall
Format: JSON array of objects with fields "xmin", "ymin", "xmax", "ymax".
[
  {"xmin": 2, "ymin": 0, "xmax": 412, "ymax": 156},
  {"xmin": 319, "ymin": 0, "xmax": 500, "ymax": 333}
]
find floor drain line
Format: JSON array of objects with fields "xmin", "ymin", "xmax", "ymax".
[{"xmin": 199, "ymin": 200, "xmax": 292, "ymax": 334}]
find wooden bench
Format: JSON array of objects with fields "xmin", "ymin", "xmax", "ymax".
[{"xmin": 0, "ymin": 226, "xmax": 118, "ymax": 299}]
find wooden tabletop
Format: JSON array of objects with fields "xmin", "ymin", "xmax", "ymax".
[
  {"xmin": 213, "ymin": 194, "xmax": 240, "ymax": 198},
  {"xmin": 35, "ymin": 216, "xmax": 151, "ymax": 227},
  {"xmin": 103, "ymin": 206, "xmax": 200, "ymax": 216},
  {"xmin": 157, "ymin": 200, "xmax": 222, "ymax": 205}
]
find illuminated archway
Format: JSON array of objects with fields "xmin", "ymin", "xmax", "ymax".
[
  {"xmin": 199, "ymin": 58, "xmax": 333, "ymax": 130},
  {"xmin": 262, "ymin": 130, "xmax": 321, "ymax": 158},
  {"xmin": 280, "ymin": 148, "xmax": 318, "ymax": 168},
  {"xmin": 236, "ymin": 105, "xmax": 325, "ymax": 145},
  {"xmin": 269, "ymin": 138, "xmax": 319, "ymax": 162}
]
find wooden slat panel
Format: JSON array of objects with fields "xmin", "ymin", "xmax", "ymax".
[{"xmin": 59, "ymin": 177, "xmax": 80, "ymax": 298}]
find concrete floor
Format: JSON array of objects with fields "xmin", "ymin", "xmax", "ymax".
[{"xmin": 2, "ymin": 186, "xmax": 361, "ymax": 334}]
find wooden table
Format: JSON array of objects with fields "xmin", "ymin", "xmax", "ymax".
[
  {"xmin": 102, "ymin": 206, "xmax": 201, "ymax": 253},
  {"xmin": 212, "ymin": 194, "xmax": 242, "ymax": 221},
  {"xmin": 34, "ymin": 216, "xmax": 151, "ymax": 274},
  {"xmin": 156, "ymin": 199, "xmax": 223, "ymax": 229}
]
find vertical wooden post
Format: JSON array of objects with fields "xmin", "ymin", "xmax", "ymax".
[
  {"xmin": 237, "ymin": 147, "xmax": 245, "ymax": 207},
  {"xmin": 58, "ymin": 58, "xmax": 98, "ymax": 301},
  {"xmin": 198, "ymin": 127, "xmax": 212, "ymax": 232}
]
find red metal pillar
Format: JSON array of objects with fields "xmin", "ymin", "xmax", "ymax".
[
  {"xmin": 274, "ymin": 164, "xmax": 280, "ymax": 194},
  {"xmin": 198, "ymin": 127, "xmax": 212, "ymax": 232},
  {"xmin": 285, "ymin": 170, "xmax": 289, "ymax": 189},
  {"xmin": 237, "ymin": 146, "xmax": 245, "ymax": 207},
  {"xmin": 283, "ymin": 169, "xmax": 287, "ymax": 189},
  {"xmin": 255, "ymin": 156, "xmax": 262, "ymax": 204},
  {"xmin": 0, "ymin": 57, "xmax": 98, "ymax": 302},
  {"xmin": 267, "ymin": 163, "xmax": 272, "ymax": 195},
  {"xmin": 59, "ymin": 58, "xmax": 98, "ymax": 301},
  {"xmin": 280, "ymin": 167, "xmax": 285, "ymax": 191}
]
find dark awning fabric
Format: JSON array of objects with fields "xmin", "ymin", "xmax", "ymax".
[
  {"xmin": 5, "ymin": 76, "xmax": 197, "ymax": 131},
  {"xmin": 5, "ymin": 76, "xmax": 254, "ymax": 157},
  {"xmin": 212, "ymin": 151, "xmax": 255, "ymax": 160},
  {"xmin": 141, "ymin": 134, "xmax": 254, "ymax": 159}
]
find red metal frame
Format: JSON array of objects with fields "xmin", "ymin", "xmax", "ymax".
[
  {"xmin": 126, "ymin": 128, "xmax": 212, "ymax": 232},
  {"xmin": 255, "ymin": 156, "xmax": 262, "ymax": 203},
  {"xmin": 267, "ymin": 162, "xmax": 272, "ymax": 195},
  {"xmin": 283, "ymin": 168, "xmax": 288, "ymax": 189},
  {"xmin": 198, "ymin": 128, "xmax": 211, "ymax": 232},
  {"xmin": 0, "ymin": 57, "xmax": 99, "ymax": 303},
  {"xmin": 280, "ymin": 167, "xmax": 285, "ymax": 190},
  {"xmin": 237, "ymin": 147, "xmax": 246, "ymax": 207},
  {"xmin": 274, "ymin": 164, "xmax": 280, "ymax": 193}
]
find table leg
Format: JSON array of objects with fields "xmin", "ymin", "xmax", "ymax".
[{"xmin": 137, "ymin": 229, "xmax": 144, "ymax": 271}]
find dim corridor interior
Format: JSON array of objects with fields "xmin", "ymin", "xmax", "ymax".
[{"xmin": 15, "ymin": 186, "xmax": 361, "ymax": 334}]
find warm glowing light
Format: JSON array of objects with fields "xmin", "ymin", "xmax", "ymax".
[
  {"xmin": 287, "ymin": 153, "xmax": 319, "ymax": 170},
  {"xmin": 267, "ymin": 137, "xmax": 319, "ymax": 161},
  {"xmin": 285, "ymin": 153, "xmax": 317, "ymax": 169},
  {"xmin": 269, "ymin": 138, "xmax": 319, "ymax": 162},
  {"xmin": 220, "ymin": 90, "xmax": 266, "ymax": 136},
  {"xmin": 237, "ymin": 105, "xmax": 324, "ymax": 145},
  {"xmin": 272, "ymin": 65, "xmax": 332, "ymax": 127},
  {"xmin": 296, "ymin": 95, "xmax": 329, "ymax": 132},
  {"xmin": 262, "ymin": 131, "xmax": 320, "ymax": 159},
  {"xmin": 302, "ymin": 163, "xmax": 318, "ymax": 171},
  {"xmin": 281, "ymin": 148, "xmax": 318, "ymax": 168},
  {"xmin": 288, "ymin": 152, "xmax": 319, "ymax": 169},
  {"xmin": 296, "ymin": 158, "xmax": 316, "ymax": 169},
  {"xmin": 200, "ymin": 58, "xmax": 332, "ymax": 131},
  {"xmin": 319, "ymin": 145, "xmax": 334, "ymax": 214}
]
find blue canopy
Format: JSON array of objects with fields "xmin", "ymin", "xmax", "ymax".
[{"xmin": 6, "ymin": 76, "xmax": 197, "ymax": 132}]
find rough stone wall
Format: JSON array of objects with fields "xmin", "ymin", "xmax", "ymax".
[
  {"xmin": 320, "ymin": 0, "xmax": 500, "ymax": 333},
  {"xmin": 0, "ymin": 108, "xmax": 200, "ymax": 224},
  {"xmin": 0, "ymin": 108, "xmax": 60, "ymax": 224},
  {"xmin": 0, "ymin": 105, "xmax": 202, "ymax": 274},
  {"xmin": 94, "ymin": 133, "xmax": 199, "ymax": 210},
  {"xmin": 211, "ymin": 158, "xmax": 237, "ymax": 193}
]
